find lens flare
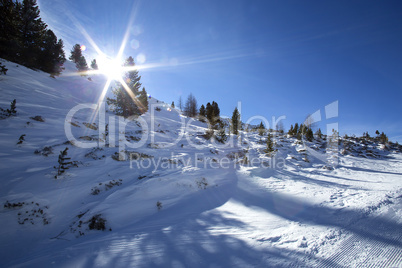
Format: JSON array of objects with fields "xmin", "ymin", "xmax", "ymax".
[
  {"xmin": 97, "ymin": 55, "xmax": 123, "ymax": 80},
  {"xmin": 136, "ymin": 53, "xmax": 146, "ymax": 64},
  {"xmin": 130, "ymin": 39, "xmax": 140, "ymax": 49}
]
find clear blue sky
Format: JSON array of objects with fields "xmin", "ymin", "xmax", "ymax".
[{"xmin": 37, "ymin": 0, "xmax": 402, "ymax": 142}]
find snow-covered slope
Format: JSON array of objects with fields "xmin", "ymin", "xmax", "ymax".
[{"xmin": 0, "ymin": 60, "xmax": 401, "ymax": 267}]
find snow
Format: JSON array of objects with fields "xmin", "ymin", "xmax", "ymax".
[{"xmin": 0, "ymin": 59, "xmax": 402, "ymax": 267}]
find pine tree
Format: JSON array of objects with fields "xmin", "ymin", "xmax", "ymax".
[
  {"xmin": 0, "ymin": 0, "xmax": 22, "ymax": 62},
  {"xmin": 7, "ymin": 99, "xmax": 17, "ymax": 116},
  {"xmin": 0, "ymin": 62, "xmax": 7, "ymax": 75},
  {"xmin": 288, "ymin": 125, "xmax": 294, "ymax": 136},
  {"xmin": 293, "ymin": 123, "xmax": 299, "ymax": 136},
  {"xmin": 0, "ymin": 99, "xmax": 17, "ymax": 118},
  {"xmin": 91, "ymin": 59, "xmax": 98, "ymax": 70},
  {"xmin": 0, "ymin": 0, "xmax": 65, "ymax": 74},
  {"xmin": 379, "ymin": 132, "xmax": 388, "ymax": 144},
  {"xmin": 199, "ymin": 104, "xmax": 206, "ymax": 118},
  {"xmin": 258, "ymin": 121, "xmax": 265, "ymax": 136},
  {"xmin": 231, "ymin": 107, "xmax": 240, "ymax": 135},
  {"xmin": 138, "ymin": 87, "xmax": 148, "ymax": 113},
  {"xmin": 54, "ymin": 147, "xmax": 72, "ymax": 178},
  {"xmin": 17, "ymin": 134, "xmax": 26, "ymax": 145},
  {"xmin": 212, "ymin": 101, "xmax": 220, "ymax": 118},
  {"xmin": 205, "ymin": 102, "xmax": 213, "ymax": 122},
  {"xmin": 38, "ymin": 29, "xmax": 66, "ymax": 75},
  {"xmin": 216, "ymin": 128, "xmax": 227, "ymax": 143},
  {"xmin": 171, "ymin": 101, "xmax": 175, "ymax": 108},
  {"xmin": 264, "ymin": 133, "xmax": 274, "ymax": 154},
  {"xmin": 315, "ymin": 128, "xmax": 322, "ymax": 140},
  {"xmin": 298, "ymin": 124, "xmax": 306, "ymax": 136},
  {"xmin": 305, "ymin": 127, "xmax": 314, "ymax": 142},
  {"xmin": 107, "ymin": 56, "xmax": 145, "ymax": 117},
  {"xmin": 69, "ymin": 44, "xmax": 88, "ymax": 71},
  {"xmin": 19, "ymin": 0, "xmax": 47, "ymax": 68}
]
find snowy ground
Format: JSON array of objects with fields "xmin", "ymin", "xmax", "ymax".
[{"xmin": 0, "ymin": 60, "xmax": 401, "ymax": 267}]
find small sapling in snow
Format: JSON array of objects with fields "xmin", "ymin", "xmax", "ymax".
[
  {"xmin": 54, "ymin": 147, "xmax": 72, "ymax": 178},
  {"xmin": 7, "ymin": 99, "xmax": 16, "ymax": 116},
  {"xmin": 17, "ymin": 134, "xmax": 26, "ymax": 145},
  {"xmin": 156, "ymin": 201, "xmax": 162, "ymax": 211},
  {"xmin": 0, "ymin": 99, "xmax": 17, "ymax": 118},
  {"xmin": 0, "ymin": 62, "xmax": 7, "ymax": 75}
]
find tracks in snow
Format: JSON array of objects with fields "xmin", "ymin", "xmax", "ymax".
[{"xmin": 314, "ymin": 194, "xmax": 402, "ymax": 267}]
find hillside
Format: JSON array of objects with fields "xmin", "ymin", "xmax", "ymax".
[{"xmin": 0, "ymin": 60, "xmax": 402, "ymax": 267}]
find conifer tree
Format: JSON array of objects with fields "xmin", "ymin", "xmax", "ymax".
[
  {"xmin": 258, "ymin": 121, "xmax": 265, "ymax": 136},
  {"xmin": 0, "ymin": 62, "xmax": 7, "ymax": 75},
  {"xmin": 379, "ymin": 132, "xmax": 388, "ymax": 144},
  {"xmin": 171, "ymin": 101, "xmax": 175, "ymax": 108},
  {"xmin": 264, "ymin": 133, "xmax": 274, "ymax": 154},
  {"xmin": 138, "ymin": 87, "xmax": 148, "ymax": 113},
  {"xmin": 293, "ymin": 123, "xmax": 299, "ymax": 136},
  {"xmin": 19, "ymin": 0, "xmax": 47, "ymax": 68},
  {"xmin": 54, "ymin": 147, "xmax": 72, "ymax": 178},
  {"xmin": 7, "ymin": 99, "xmax": 17, "ymax": 116},
  {"xmin": 0, "ymin": 0, "xmax": 65, "ymax": 74},
  {"xmin": 107, "ymin": 56, "xmax": 146, "ymax": 117},
  {"xmin": 69, "ymin": 44, "xmax": 88, "ymax": 71},
  {"xmin": 298, "ymin": 124, "xmax": 306, "ymax": 136},
  {"xmin": 199, "ymin": 104, "xmax": 206, "ymax": 118},
  {"xmin": 315, "ymin": 128, "xmax": 322, "ymax": 140},
  {"xmin": 206, "ymin": 102, "xmax": 214, "ymax": 123},
  {"xmin": 288, "ymin": 125, "xmax": 294, "ymax": 136},
  {"xmin": 216, "ymin": 128, "xmax": 227, "ymax": 143},
  {"xmin": 231, "ymin": 107, "xmax": 240, "ymax": 135},
  {"xmin": 38, "ymin": 29, "xmax": 66, "ymax": 75},
  {"xmin": 305, "ymin": 127, "xmax": 314, "ymax": 142},
  {"xmin": 91, "ymin": 59, "xmax": 98, "ymax": 70},
  {"xmin": 212, "ymin": 101, "xmax": 220, "ymax": 118},
  {"xmin": 0, "ymin": 0, "xmax": 22, "ymax": 62}
]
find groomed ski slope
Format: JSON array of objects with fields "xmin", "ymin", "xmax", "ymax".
[{"xmin": 0, "ymin": 60, "xmax": 401, "ymax": 267}]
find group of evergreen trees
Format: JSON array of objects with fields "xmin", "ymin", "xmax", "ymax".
[
  {"xmin": 288, "ymin": 123, "xmax": 316, "ymax": 142},
  {"xmin": 375, "ymin": 130, "xmax": 389, "ymax": 144},
  {"xmin": 199, "ymin": 101, "xmax": 220, "ymax": 126},
  {"xmin": 362, "ymin": 130, "xmax": 389, "ymax": 144},
  {"xmin": 0, "ymin": 0, "xmax": 66, "ymax": 75},
  {"xmin": 106, "ymin": 56, "xmax": 148, "ymax": 117}
]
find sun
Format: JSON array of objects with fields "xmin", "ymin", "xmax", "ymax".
[{"xmin": 97, "ymin": 55, "xmax": 124, "ymax": 80}]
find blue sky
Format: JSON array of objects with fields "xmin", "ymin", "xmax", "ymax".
[{"xmin": 37, "ymin": 0, "xmax": 402, "ymax": 141}]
